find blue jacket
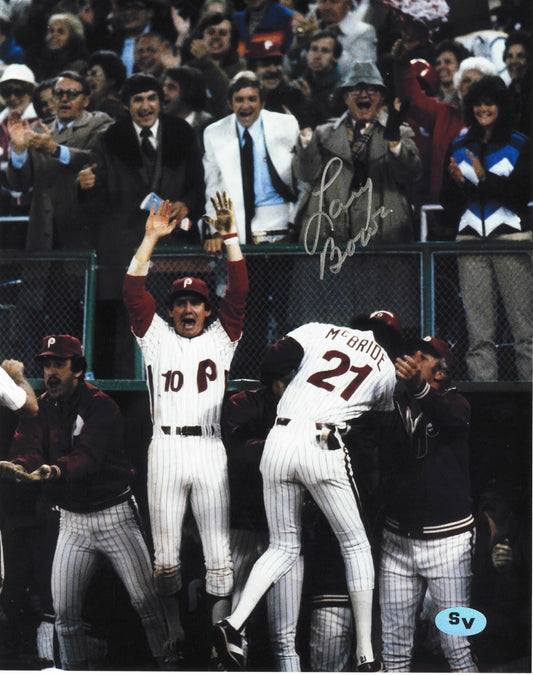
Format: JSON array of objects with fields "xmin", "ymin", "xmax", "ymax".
[{"xmin": 441, "ymin": 129, "xmax": 530, "ymax": 237}]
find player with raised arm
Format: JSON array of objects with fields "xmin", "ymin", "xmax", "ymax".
[
  {"xmin": 213, "ymin": 314, "xmax": 399, "ymax": 672},
  {"xmin": 123, "ymin": 193, "xmax": 248, "ymax": 665}
]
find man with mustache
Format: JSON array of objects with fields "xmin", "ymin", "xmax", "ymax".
[
  {"xmin": 246, "ymin": 39, "xmax": 316, "ymax": 129},
  {"xmin": 0, "ymin": 334, "xmax": 168, "ymax": 669}
]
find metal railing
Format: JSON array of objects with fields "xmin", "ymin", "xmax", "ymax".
[{"xmin": 0, "ymin": 240, "xmax": 531, "ymax": 391}]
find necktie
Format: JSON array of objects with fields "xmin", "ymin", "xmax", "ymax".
[
  {"xmin": 140, "ymin": 127, "xmax": 156, "ymax": 161},
  {"xmin": 241, "ymin": 129, "xmax": 255, "ymax": 244},
  {"xmin": 265, "ymin": 151, "xmax": 296, "ymax": 203}
]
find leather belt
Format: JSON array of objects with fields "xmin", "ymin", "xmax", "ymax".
[
  {"xmin": 161, "ymin": 425, "xmax": 218, "ymax": 437},
  {"xmin": 275, "ymin": 418, "xmax": 341, "ymax": 450}
]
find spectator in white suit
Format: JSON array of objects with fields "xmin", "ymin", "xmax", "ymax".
[
  {"xmin": 203, "ymin": 70, "xmax": 299, "ymax": 251},
  {"xmin": 202, "ymin": 70, "xmax": 300, "ymax": 378}
]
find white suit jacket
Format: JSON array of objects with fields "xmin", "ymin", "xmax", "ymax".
[{"xmin": 203, "ymin": 109, "xmax": 300, "ymax": 242}]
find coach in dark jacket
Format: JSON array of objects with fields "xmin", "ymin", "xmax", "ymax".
[
  {"xmin": 78, "ymin": 73, "xmax": 205, "ymax": 376},
  {"xmin": 79, "ymin": 73, "xmax": 205, "ymax": 299}
]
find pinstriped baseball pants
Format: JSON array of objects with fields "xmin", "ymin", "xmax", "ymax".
[
  {"xmin": 379, "ymin": 529, "xmax": 478, "ymax": 672},
  {"xmin": 230, "ymin": 528, "xmax": 304, "ymax": 671},
  {"xmin": 52, "ymin": 499, "xmax": 167, "ymax": 669},
  {"xmin": 148, "ymin": 435, "xmax": 233, "ymax": 597}
]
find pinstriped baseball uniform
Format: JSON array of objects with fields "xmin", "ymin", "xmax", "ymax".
[
  {"xmin": 9, "ymin": 380, "xmax": 167, "ymax": 669},
  {"xmin": 379, "ymin": 378, "xmax": 477, "ymax": 672},
  {"xmin": 123, "ymin": 260, "xmax": 247, "ymax": 597},
  {"xmin": 226, "ymin": 322, "xmax": 395, "ymax": 631}
]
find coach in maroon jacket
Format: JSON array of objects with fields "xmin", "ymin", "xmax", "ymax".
[
  {"xmin": 378, "ymin": 336, "xmax": 477, "ymax": 672},
  {"xmin": 0, "ymin": 334, "xmax": 167, "ymax": 669}
]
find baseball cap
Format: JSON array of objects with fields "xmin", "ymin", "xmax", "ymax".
[
  {"xmin": 168, "ymin": 277, "xmax": 210, "ymax": 304},
  {"xmin": 339, "ymin": 61, "xmax": 385, "ymax": 91},
  {"xmin": 411, "ymin": 336, "xmax": 454, "ymax": 369},
  {"xmin": 37, "ymin": 335, "xmax": 84, "ymax": 359},
  {"xmin": 246, "ymin": 39, "xmax": 283, "ymax": 61},
  {"xmin": 369, "ymin": 310, "xmax": 403, "ymax": 337}
]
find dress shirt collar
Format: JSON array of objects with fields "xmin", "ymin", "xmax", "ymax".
[
  {"xmin": 56, "ymin": 119, "xmax": 76, "ymax": 132},
  {"xmin": 236, "ymin": 114, "xmax": 263, "ymax": 145},
  {"xmin": 133, "ymin": 117, "xmax": 160, "ymax": 146}
]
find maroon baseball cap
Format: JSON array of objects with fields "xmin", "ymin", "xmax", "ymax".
[
  {"xmin": 246, "ymin": 39, "xmax": 283, "ymax": 61},
  {"xmin": 168, "ymin": 277, "xmax": 210, "ymax": 304},
  {"xmin": 369, "ymin": 310, "xmax": 403, "ymax": 337},
  {"xmin": 37, "ymin": 335, "xmax": 84, "ymax": 359},
  {"xmin": 413, "ymin": 336, "xmax": 454, "ymax": 369}
]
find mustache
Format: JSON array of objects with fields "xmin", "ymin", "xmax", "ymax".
[{"xmin": 47, "ymin": 377, "xmax": 61, "ymax": 386}]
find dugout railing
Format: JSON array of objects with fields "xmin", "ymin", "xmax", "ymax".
[{"xmin": 0, "ymin": 241, "xmax": 531, "ymax": 392}]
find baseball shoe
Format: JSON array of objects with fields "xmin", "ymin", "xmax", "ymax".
[
  {"xmin": 212, "ymin": 619, "xmax": 244, "ymax": 671},
  {"xmin": 357, "ymin": 659, "xmax": 385, "ymax": 672}
]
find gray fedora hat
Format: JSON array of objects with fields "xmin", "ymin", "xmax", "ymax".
[{"xmin": 340, "ymin": 61, "xmax": 385, "ymax": 90}]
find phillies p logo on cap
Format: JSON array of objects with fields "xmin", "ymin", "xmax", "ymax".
[{"xmin": 37, "ymin": 335, "xmax": 84, "ymax": 359}]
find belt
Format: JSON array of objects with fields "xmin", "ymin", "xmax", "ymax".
[
  {"xmin": 276, "ymin": 418, "xmax": 342, "ymax": 450},
  {"xmin": 276, "ymin": 418, "xmax": 336, "ymax": 432},
  {"xmin": 252, "ymin": 228, "xmax": 289, "ymax": 244},
  {"xmin": 161, "ymin": 425, "xmax": 219, "ymax": 437}
]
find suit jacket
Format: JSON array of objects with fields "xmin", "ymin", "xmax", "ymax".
[
  {"xmin": 293, "ymin": 110, "xmax": 422, "ymax": 244},
  {"xmin": 85, "ymin": 113, "xmax": 205, "ymax": 298},
  {"xmin": 203, "ymin": 109, "xmax": 300, "ymax": 242},
  {"xmin": 7, "ymin": 110, "xmax": 113, "ymax": 251}
]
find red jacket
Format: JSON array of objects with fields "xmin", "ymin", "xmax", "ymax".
[{"xmin": 394, "ymin": 63, "xmax": 466, "ymax": 203}]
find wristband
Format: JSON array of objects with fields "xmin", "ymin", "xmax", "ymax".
[{"xmin": 222, "ymin": 233, "xmax": 238, "ymax": 244}]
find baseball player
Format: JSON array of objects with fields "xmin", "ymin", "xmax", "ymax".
[
  {"xmin": 122, "ymin": 194, "xmax": 248, "ymax": 661},
  {"xmin": 213, "ymin": 314, "xmax": 399, "ymax": 672},
  {"xmin": 0, "ymin": 334, "xmax": 168, "ymax": 669},
  {"xmin": 222, "ymin": 347, "xmax": 304, "ymax": 670},
  {"xmin": 0, "ymin": 359, "xmax": 38, "ymax": 416},
  {"xmin": 378, "ymin": 336, "xmax": 477, "ymax": 671}
]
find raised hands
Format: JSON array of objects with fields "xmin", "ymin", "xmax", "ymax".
[
  {"xmin": 7, "ymin": 112, "xmax": 31, "ymax": 152},
  {"xmin": 1, "ymin": 359, "xmax": 25, "ymax": 384},
  {"xmin": 466, "ymin": 149, "xmax": 486, "ymax": 182},
  {"xmin": 145, "ymin": 199, "xmax": 178, "ymax": 240},
  {"xmin": 27, "ymin": 121, "xmax": 57, "ymax": 154},
  {"xmin": 395, "ymin": 353, "xmax": 423, "ymax": 391},
  {"xmin": 447, "ymin": 156, "xmax": 466, "ymax": 185},
  {"xmin": 205, "ymin": 191, "xmax": 236, "ymax": 234}
]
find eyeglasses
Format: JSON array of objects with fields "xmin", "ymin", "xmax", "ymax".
[
  {"xmin": 52, "ymin": 88, "xmax": 84, "ymax": 100},
  {"xmin": 1, "ymin": 86, "xmax": 28, "ymax": 98},
  {"xmin": 348, "ymin": 84, "xmax": 381, "ymax": 95}
]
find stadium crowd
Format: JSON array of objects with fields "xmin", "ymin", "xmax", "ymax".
[{"xmin": 0, "ymin": 0, "xmax": 530, "ymax": 671}]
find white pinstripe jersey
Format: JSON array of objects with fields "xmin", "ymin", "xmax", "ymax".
[
  {"xmin": 137, "ymin": 314, "xmax": 237, "ymax": 432},
  {"xmin": 277, "ymin": 323, "xmax": 395, "ymax": 425}
]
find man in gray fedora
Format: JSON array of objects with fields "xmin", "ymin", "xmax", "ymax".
[
  {"xmin": 293, "ymin": 60, "xmax": 422, "ymax": 246},
  {"xmin": 288, "ymin": 61, "xmax": 422, "ymax": 334}
]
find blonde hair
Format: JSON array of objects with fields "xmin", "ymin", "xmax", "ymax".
[{"xmin": 48, "ymin": 12, "xmax": 86, "ymax": 43}]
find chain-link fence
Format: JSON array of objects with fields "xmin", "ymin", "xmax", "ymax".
[
  {"xmin": 434, "ymin": 248, "xmax": 533, "ymax": 382},
  {"xmin": 0, "ymin": 252, "xmax": 95, "ymax": 379},
  {"xmin": 1, "ymin": 243, "xmax": 531, "ymax": 383}
]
